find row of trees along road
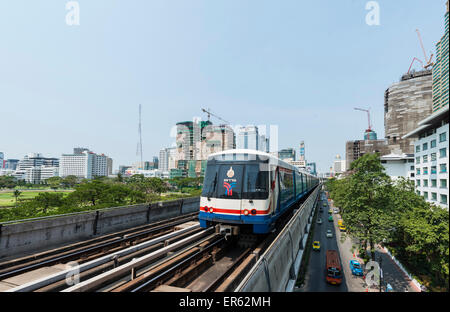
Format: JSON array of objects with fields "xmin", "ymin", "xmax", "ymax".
[
  {"xmin": 326, "ymin": 153, "xmax": 449, "ymax": 291},
  {"xmin": 0, "ymin": 175, "xmax": 201, "ymax": 223}
]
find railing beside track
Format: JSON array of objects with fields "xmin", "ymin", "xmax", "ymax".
[
  {"xmin": 235, "ymin": 184, "xmax": 321, "ymax": 292},
  {"xmin": 0, "ymin": 197, "xmax": 200, "ymax": 259}
]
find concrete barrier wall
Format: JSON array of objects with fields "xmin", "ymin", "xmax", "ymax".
[
  {"xmin": 237, "ymin": 187, "xmax": 320, "ymax": 292},
  {"xmin": 0, "ymin": 197, "xmax": 200, "ymax": 259}
]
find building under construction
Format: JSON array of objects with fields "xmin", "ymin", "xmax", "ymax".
[
  {"xmin": 345, "ymin": 70, "xmax": 433, "ymax": 170},
  {"xmin": 384, "ymin": 69, "xmax": 433, "ymax": 155}
]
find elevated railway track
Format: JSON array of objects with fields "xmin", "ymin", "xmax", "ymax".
[{"xmin": 2, "ymin": 184, "xmax": 321, "ymax": 292}]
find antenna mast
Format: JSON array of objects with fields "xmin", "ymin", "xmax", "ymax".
[{"xmin": 137, "ymin": 104, "xmax": 143, "ymax": 169}]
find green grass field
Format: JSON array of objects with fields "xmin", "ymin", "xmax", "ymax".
[{"xmin": 0, "ymin": 190, "xmax": 72, "ymax": 207}]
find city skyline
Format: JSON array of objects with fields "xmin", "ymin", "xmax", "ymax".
[{"xmin": 0, "ymin": 1, "xmax": 446, "ymax": 173}]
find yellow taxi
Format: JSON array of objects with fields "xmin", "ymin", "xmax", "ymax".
[
  {"xmin": 312, "ymin": 241, "xmax": 321, "ymax": 251},
  {"xmin": 339, "ymin": 225, "xmax": 346, "ymax": 232}
]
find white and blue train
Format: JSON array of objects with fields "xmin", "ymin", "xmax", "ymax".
[{"xmin": 199, "ymin": 149, "xmax": 319, "ymax": 235}]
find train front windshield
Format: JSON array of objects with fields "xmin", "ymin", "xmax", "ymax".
[{"xmin": 202, "ymin": 162, "xmax": 269, "ymax": 200}]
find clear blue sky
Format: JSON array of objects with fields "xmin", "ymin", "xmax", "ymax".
[{"xmin": 0, "ymin": 1, "xmax": 446, "ymax": 173}]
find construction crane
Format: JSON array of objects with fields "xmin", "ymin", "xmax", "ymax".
[
  {"xmin": 416, "ymin": 29, "xmax": 434, "ymax": 69},
  {"xmin": 407, "ymin": 29, "xmax": 434, "ymax": 74},
  {"xmin": 354, "ymin": 107, "xmax": 372, "ymax": 132},
  {"xmin": 201, "ymin": 108, "xmax": 230, "ymax": 125}
]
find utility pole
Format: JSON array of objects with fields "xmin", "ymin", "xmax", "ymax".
[{"xmin": 137, "ymin": 104, "xmax": 143, "ymax": 169}]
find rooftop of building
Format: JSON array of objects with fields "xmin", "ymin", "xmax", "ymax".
[
  {"xmin": 400, "ymin": 69, "xmax": 432, "ymax": 82},
  {"xmin": 380, "ymin": 153, "xmax": 414, "ymax": 160}
]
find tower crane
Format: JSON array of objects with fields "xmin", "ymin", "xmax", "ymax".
[
  {"xmin": 354, "ymin": 107, "xmax": 372, "ymax": 132},
  {"xmin": 416, "ymin": 29, "xmax": 434, "ymax": 69},
  {"xmin": 407, "ymin": 28, "xmax": 434, "ymax": 74},
  {"xmin": 201, "ymin": 108, "xmax": 230, "ymax": 125}
]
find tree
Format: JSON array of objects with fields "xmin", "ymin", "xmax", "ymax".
[
  {"xmin": 33, "ymin": 192, "xmax": 65, "ymax": 214},
  {"xmin": 335, "ymin": 153, "xmax": 397, "ymax": 260},
  {"xmin": 68, "ymin": 180, "xmax": 108, "ymax": 206},
  {"xmin": 147, "ymin": 177, "xmax": 167, "ymax": 195},
  {"xmin": 13, "ymin": 190, "xmax": 22, "ymax": 208},
  {"xmin": 0, "ymin": 176, "xmax": 17, "ymax": 189},
  {"xmin": 46, "ymin": 176, "xmax": 62, "ymax": 191},
  {"xmin": 61, "ymin": 175, "xmax": 78, "ymax": 189},
  {"xmin": 103, "ymin": 184, "xmax": 132, "ymax": 205}
]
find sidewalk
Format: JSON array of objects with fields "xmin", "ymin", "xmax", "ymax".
[{"xmin": 329, "ymin": 199, "xmax": 420, "ymax": 292}]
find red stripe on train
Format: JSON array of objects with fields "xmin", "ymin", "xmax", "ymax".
[{"xmin": 199, "ymin": 206, "xmax": 270, "ymax": 215}]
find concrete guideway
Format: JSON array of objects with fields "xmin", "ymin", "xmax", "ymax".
[
  {"xmin": 4, "ymin": 223, "xmax": 202, "ymax": 292},
  {"xmin": 236, "ymin": 186, "xmax": 321, "ymax": 292}
]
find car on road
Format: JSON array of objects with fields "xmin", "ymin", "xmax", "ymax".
[
  {"xmin": 339, "ymin": 225, "xmax": 346, "ymax": 232},
  {"xmin": 328, "ymin": 209, "xmax": 333, "ymax": 214},
  {"xmin": 349, "ymin": 260, "xmax": 363, "ymax": 276},
  {"xmin": 333, "ymin": 208, "xmax": 339, "ymax": 214},
  {"xmin": 317, "ymin": 218, "xmax": 322, "ymax": 224},
  {"xmin": 328, "ymin": 215, "xmax": 333, "ymax": 222},
  {"xmin": 326, "ymin": 230, "xmax": 333, "ymax": 238},
  {"xmin": 312, "ymin": 241, "xmax": 321, "ymax": 251}
]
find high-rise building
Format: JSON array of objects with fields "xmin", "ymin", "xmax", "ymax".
[
  {"xmin": 107, "ymin": 157, "xmax": 113, "ymax": 175},
  {"xmin": 175, "ymin": 120, "xmax": 235, "ymax": 177},
  {"xmin": 432, "ymin": 1, "xmax": 449, "ymax": 113},
  {"xmin": 333, "ymin": 154, "xmax": 346, "ymax": 175},
  {"xmin": 384, "ymin": 70, "xmax": 433, "ymax": 154},
  {"xmin": 5, "ymin": 159, "xmax": 19, "ymax": 170},
  {"xmin": 299, "ymin": 141, "xmax": 305, "ymax": 161},
  {"xmin": 403, "ymin": 106, "xmax": 449, "ymax": 209},
  {"xmin": 278, "ymin": 148, "xmax": 296, "ymax": 161},
  {"xmin": 12, "ymin": 153, "xmax": 59, "ymax": 183},
  {"xmin": 345, "ymin": 139, "xmax": 390, "ymax": 171},
  {"xmin": 236, "ymin": 126, "xmax": 259, "ymax": 150},
  {"xmin": 0, "ymin": 152, "xmax": 4, "ymax": 169},
  {"xmin": 59, "ymin": 149, "xmax": 111, "ymax": 179}
]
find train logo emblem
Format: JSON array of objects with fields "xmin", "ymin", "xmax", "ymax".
[
  {"xmin": 223, "ymin": 181, "xmax": 236, "ymax": 196},
  {"xmin": 224, "ymin": 166, "xmax": 236, "ymax": 196}
]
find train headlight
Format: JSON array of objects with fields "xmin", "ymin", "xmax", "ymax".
[
  {"xmin": 243, "ymin": 209, "xmax": 249, "ymax": 216},
  {"xmin": 203, "ymin": 206, "xmax": 208, "ymax": 212},
  {"xmin": 251, "ymin": 209, "xmax": 257, "ymax": 215},
  {"xmin": 209, "ymin": 207, "xmax": 214, "ymax": 213}
]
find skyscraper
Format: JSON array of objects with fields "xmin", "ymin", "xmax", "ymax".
[
  {"xmin": 236, "ymin": 126, "xmax": 259, "ymax": 150},
  {"xmin": 278, "ymin": 148, "xmax": 296, "ymax": 161},
  {"xmin": 384, "ymin": 70, "xmax": 433, "ymax": 154},
  {"xmin": 59, "ymin": 149, "xmax": 111, "ymax": 179},
  {"xmin": 432, "ymin": 1, "xmax": 449, "ymax": 113},
  {"xmin": 299, "ymin": 141, "xmax": 305, "ymax": 161}
]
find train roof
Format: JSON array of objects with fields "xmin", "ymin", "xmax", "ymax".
[{"xmin": 207, "ymin": 149, "xmax": 316, "ymax": 177}]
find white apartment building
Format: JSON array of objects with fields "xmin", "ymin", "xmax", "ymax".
[
  {"xmin": 24, "ymin": 166, "xmax": 59, "ymax": 184},
  {"xmin": 59, "ymin": 149, "xmax": 112, "ymax": 179},
  {"xmin": 332, "ymin": 154, "xmax": 346, "ymax": 174},
  {"xmin": 403, "ymin": 106, "xmax": 449, "ymax": 208},
  {"xmin": 380, "ymin": 153, "xmax": 415, "ymax": 181}
]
